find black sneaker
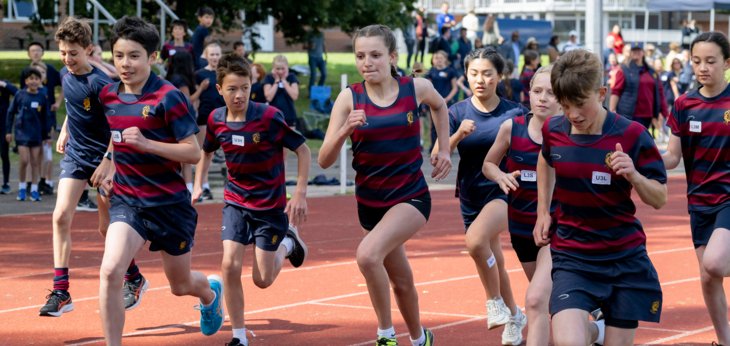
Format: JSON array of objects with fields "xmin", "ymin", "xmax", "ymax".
[
  {"xmin": 123, "ymin": 275, "xmax": 149, "ymax": 311},
  {"xmin": 39, "ymin": 289, "xmax": 74, "ymax": 317},
  {"xmin": 201, "ymin": 188, "xmax": 213, "ymax": 200},
  {"xmin": 77, "ymin": 197, "xmax": 98, "ymax": 212},
  {"xmin": 226, "ymin": 338, "xmax": 245, "ymax": 346},
  {"xmin": 285, "ymin": 225, "xmax": 308, "ymax": 268},
  {"xmin": 0, "ymin": 184, "xmax": 10, "ymax": 194},
  {"xmin": 39, "ymin": 181, "xmax": 54, "ymax": 195}
]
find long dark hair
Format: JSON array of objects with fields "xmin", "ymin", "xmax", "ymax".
[
  {"xmin": 691, "ymin": 31, "xmax": 730, "ymax": 59},
  {"xmin": 166, "ymin": 51, "xmax": 196, "ymax": 92}
]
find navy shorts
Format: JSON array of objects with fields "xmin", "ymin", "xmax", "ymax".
[
  {"xmin": 510, "ymin": 234, "xmax": 541, "ymax": 263},
  {"xmin": 357, "ymin": 192, "xmax": 431, "ymax": 231},
  {"xmin": 59, "ymin": 155, "xmax": 100, "ymax": 181},
  {"xmin": 222, "ymin": 203, "xmax": 288, "ymax": 251},
  {"xmin": 690, "ymin": 202, "xmax": 730, "ymax": 248},
  {"xmin": 550, "ymin": 250, "xmax": 662, "ymax": 326},
  {"xmin": 109, "ymin": 196, "xmax": 197, "ymax": 256},
  {"xmin": 15, "ymin": 140, "xmax": 41, "ymax": 147},
  {"xmin": 459, "ymin": 194, "xmax": 508, "ymax": 230}
]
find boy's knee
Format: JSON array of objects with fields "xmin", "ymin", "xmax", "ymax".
[{"xmin": 253, "ymin": 276, "xmax": 274, "ymax": 289}]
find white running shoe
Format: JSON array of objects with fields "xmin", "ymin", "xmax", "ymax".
[
  {"xmin": 502, "ymin": 308, "xmax": 527, "ymax": 345},
  {"xmin": 486, "ymin": 297, "xmax": 511, "ymax": 329}
]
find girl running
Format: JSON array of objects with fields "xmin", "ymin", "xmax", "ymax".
[{"xmin": 318, "ymin": 24, "xmax": 451, "ymax": 346}]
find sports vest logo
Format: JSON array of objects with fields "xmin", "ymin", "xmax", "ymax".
[
  {"xmin": 604, "ymin": 151, "xmax": 614, "ymax": 168},
  {"xmin": 650, "ymin": 300, "xmax": 660, "ymax": 314},
  {"xmin": 407, "ymin": 111, "xmax": 414, "ymax": 126},
  {"xmin": 142, "ymin": 105, "xmax": 151, "ymax": 119},
  {"xmin": 724, "ymin": 110, "xmax": 730, "ymax": 125},
  {"xmin": 253, "ymin": 132, "xmax": 261, "ymax": 144},
  {"xmin": 83, "ymin": 97, "xmax": 91, "ymax": 111},
  {"xmin": 271, "ymin": 234, "xmax": 278, "ymax": 244},
  {"xmin": 179, "ymin": 240, "xmax": 187, "ymax": 250}
]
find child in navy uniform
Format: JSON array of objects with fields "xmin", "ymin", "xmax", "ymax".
[
  {"xmin": 195, "ymin": 41, "xmax": 223, "ymax": 201},
  {"xmin": 536, "ymin": 49, "xmax": 667, "ymax": 345},
  {"xmin": 663, "ymin": 32, "xmax": 730, "ymax": 346},
  {"xmin": 319, "ymin": 24, "xmax": 451, "ymax": 346},
  {"xmin": 192, "ymin": 7, "xmax": 214, "ymax": 69},
  {"xmin": 194, "ymin": 53, "xmax": 311, "ymax": 346},
  {"xmin": 263, "ymin": 55, "xmax": 300, "ymax": 129},
  {"xmin": 5, "ymin": 67, "xmax": 51, "ymax": 202},
  {"xmin": 0, "ymin": 80, "xmax": 18, "ymax": 194},
  {"xmin": 98, "ymin": 16, "xmax": 222, "ymax": 346}
]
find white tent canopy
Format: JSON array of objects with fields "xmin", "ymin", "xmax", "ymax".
[{"xmin": 646, "ymin": 0, "xmax": 730, "ymax": 31}]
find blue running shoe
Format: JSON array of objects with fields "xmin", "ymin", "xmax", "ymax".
[
  {"xmin": 199, "ymin": 274, "xmax": 224, "ymax": 336},
  {"xmin": 16, "ymin": 188, "xmax": 26, "ymax": 201},
  {"xmin": 30, "ymin": 190, "xmax": 41, "ymax": 202}
]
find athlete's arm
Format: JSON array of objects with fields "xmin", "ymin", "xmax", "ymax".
[
  {"xmin": 192, "ymin": 150, "xmax": 213, "ymax": 204},
  {"xmin": 122, "ymin": 129, "xmax": 201, "ymax": 164},
  {"xmin": 319, "ymin": 88, "xmax": 362, "ymax": 168},
  {"xmin": 286, "ymin": 143, "xmax": 311, "ymax": 225},
  {"xmin": 56, "ymin": 118, "xmax": 69, "ymax": 153},
  {"xmin": 415, "ymin": 77, "xmax": 451, "ymax": 180},
  {"xmin": 662, "ymin": 134, "xmax": 682, "ymax": 170},
  {"xmin": 483, "ymin": 119, "xmax": 519, "ymax": 194},
  {"xmin": 534, "ymin": 152, "xmax": 555, "ymax": 246},
  {"xmin": 90, "ymin": 138, "xmax": 114, "ymax": 188}
]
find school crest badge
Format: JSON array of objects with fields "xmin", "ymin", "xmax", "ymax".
[
  {"xmin": 724, "ymin": 110, "xmax": 730, "ymax": 125},
  {"xmin": 650, "ymin": 300, "xmax": 660, "ymax": 314},
  {"xmin": 253, "ymin": 132, "xmax": 261, "ymax": 144},
  {"xmin": 604, "ymin": 151, "xmax": 614, "ymax": 168},
  {"xmin": 407, "ymin": 111, "xmax": 414, "ymax": 126},
  {"xmin": 142, "ymin": 105, "xmax": 150, "ymax": 119},
  {"xmin": 83, "ymin": 97, "xmax": 91, "ymax": 111},
  {"xmin": 271, "ymin": 235, "xmax": 278, "ymax": 244},
  {"xmin": 37, "ymin": 105, "xmax": 42, "ymax": 112},
  {"xmin": 179, "ymin": 241, "xmax": 187, "ymax": 250}
]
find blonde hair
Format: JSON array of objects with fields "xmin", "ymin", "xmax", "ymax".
[
  {"xmin": 529, "ymin": 64, "xmax": 553, "ymax": 89},
  {"xmin": 272, "ymin": 54, "xmax": 289, "ymax": 66}
]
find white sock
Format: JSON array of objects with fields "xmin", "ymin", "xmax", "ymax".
[
  {"xmin": 19, "ymin": 182, "xmax": 25, "ymax": 190},
  {"xmin": 410, "ymin": 329, "xmax": 425, "ymax": 346},
  {"xmin": 232, "ymin": 328, "xmax": 248, "ymax": 344},
  {"xmin": 202, "ymin": 182, "xmax": 210, "ymax": 190},
  {"xmin": 31, "ymin": 184, "xmax": 38, "ymax": 192},
  {"xmin": 202, "ymin": 290, "xmax": 216, "ymax": 308},
  {"xmin": 186, "ymin": 183, "xmax": 193, "ymax": 192},
  {"xmin": 281, "ymin": 237, "xmax": 295, "ymax": 256},
  {"xmin": 377, "ymin": 326, "xmax": 395, "ymax": 338}
]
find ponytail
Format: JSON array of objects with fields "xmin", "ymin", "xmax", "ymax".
[{"xmin": 390, "ymin": 64, "xmax": 399, "ymax": 78}]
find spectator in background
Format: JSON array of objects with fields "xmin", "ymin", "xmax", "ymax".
[
  {"xmin": 306, "ymin": 31, "xmax": 327, "ymax": 92},
  {"xmin": 22, "ymin": 42, "xmax": 61, "ymax": 132},
  {"xmin": 681, "ymin": 19, "xmax": 700, "ymax": 50},
  {"xmin": 192, "ymin": 7, "xmax": 215, "ymax": 69},
  {"xmin": 0, "ymin": 80, "xmax": 18, "ymax": 194},
  {"xmin": 456, "ymin": 28, "xmax": 472, "ymax": 70},
  {"xmin": 547, "ymin": 35, "xmax": 560, "ymax": 63},
  {"xmin": 404, "ymin": 15, "xmax": 417, "ymax": 70},
  {"xmin": 500, "ymin": 31, "xmax": 524, "ymax": 78},
  {"xmin": 678, "ymin": 49, "xmax": 694, "ymax": 93},
  {"xmin": 664, "ymin": 42, "xmax": 682, "ymax": 70},
  {"xmin": 195, "ymin": 42, "xmax": 224, "ymax": 201},
  {"xmin": 160, "ymin": 19, "xmax": 193, "ymax": 64},
  {"xmin": 264, "ymin": 55, "xmax": 300, "ymax": 129},
  {"xmin": 603, "ymin": 35, "xmax": 615, "ymax": 70},
  {"xmin": 609, "ymin": 24, "xmax": 625, "ymax": 55},
  {"xmin": 233, "ymin": 41, "xmax": 252, "ymax": 64},
  {"xmin": 250, "ymin": 63, "xmax": 267, "ymax": 104},
  {"xmin": 497, "ymin": 60, "xmax": 522, "ymax": 104},
  {"xmin": 461, "ymin": 8, "xmax": 479, "ymax": 47},
  {"xmin": 610, "ymin": 43, "xmax": 668, "ymax": 130},
  {"xmin": 607, "ymin": 53, "xmax": 620, "ymax": 89},
  {"xmin": 436, "ymin": 1, "xmax": 455, "ymax": 33},
  {"xmin": 433, "ymin": 26, "xmax": 457, "ymax": 63},
  {"xmin": 89, "ymin": 44, "xmax": 118, "ymax": 79},
  {"xmin": 474, "ymin": 38, "xmax": 485, "ymax": 50},
  {"xmin": 562, "ymin": 30, "xmax": 580, "ymax": 53},
  {"xmin": 519, "ymin": 50, "xmax": 539, "ymax": 109},
  {"xmin": 415, "ymin": 6, "xmax": 428, "ymax": 64},
  {"xmin": 525, "ymin": 37, "xmax": 538, "ymax": 52},
  {"xmin": 482, "ymin": 14, "xmax": 503, "ymax": 49},
  {"xmin": 644, "ymin": 43, "xmax": 663, "ymax": 66}
]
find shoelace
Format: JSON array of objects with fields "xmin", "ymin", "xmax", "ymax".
[
  {"xmin": 44, "ymin": 290, "xmax": 67, "ymax": 305},
  {"xmin": 504, "ymin": 318, "xmax": 520, "ymax": 338},
  {"xmin": 376, "ymin": 337, "xmax": 397, "ymax": 346}
]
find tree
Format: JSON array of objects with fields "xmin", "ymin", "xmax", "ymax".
[{"xmin": 169, "ymin": 0, "xmax": 415, "ymax": 47}]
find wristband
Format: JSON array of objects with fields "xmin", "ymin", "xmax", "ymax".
[{"xmin": 104, "ymin": 152, "xmax": 112, "ymax": 160}]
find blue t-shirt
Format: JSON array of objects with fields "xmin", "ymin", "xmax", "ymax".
[
  {"xmin": 263, "ymin": 73, "xmax": 299, "ymax": 125},
  {"xmin": 426, "ymin": 66, "xmax": 457, "ymax": 100},
  {"xmin": 195, "ymin": 68, "xmax": 225, "ymax": 121},
  {"xmin": 60, "ymin": 66, "xmax": 113, "ymax": 164},
  {"xmin": 5, "ymin": 89, "xmax": 52, "ymax": 143}
]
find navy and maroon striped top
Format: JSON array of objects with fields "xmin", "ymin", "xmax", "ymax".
[
  {"xmin": 101, "ymin": 73, "xmax": 198, "ymax": 207},
  {"xmin": 349, "ymin": 76, "xmax": 427, "ymax": 208},
  {"xmin": 203, "ymin": 103, "xmax": 306, "ymax": 211},
  {"xmin": 506, "ymin": 114, "xmax": 556, "ymax": 239},
  {"xmin": 667, "ymin": 85, "xmax": 730, "ymax": 212},
  {"xmin": 542, "ymin": 112, "xmax": 667, "ymax": 261}
]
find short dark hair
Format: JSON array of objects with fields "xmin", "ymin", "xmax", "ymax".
[
  {"xmin": 170, "ymin": 19, "xmax": 188, "ymax": 33},
  {"xmin": 27, "ymin": 41, "xmax": 44, "ymax": 51},
  {"xmin": 197, "ymin": 6, "xmax": 214, "ymax": 17},
  {"xmin": 21, "ymin": 67, "xmax": 42, "ymax": 81},
  {"xmin": 691, "ymin": 31, "xmax": 730, "ymax": 60},
  {"xmin": 551, "ymin": 49, "xmax": 603, "ymax": 106},
  {"xmin": 216, "ymin": 53, "xmax": 251, "ymax": 83},
  {"xmin": 110, "ymin": 16, "xmax": 160, "ymax": 56},
  {"xmin": 233, "ymin": 41, "xmax": 245, "ymax": 49}
]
